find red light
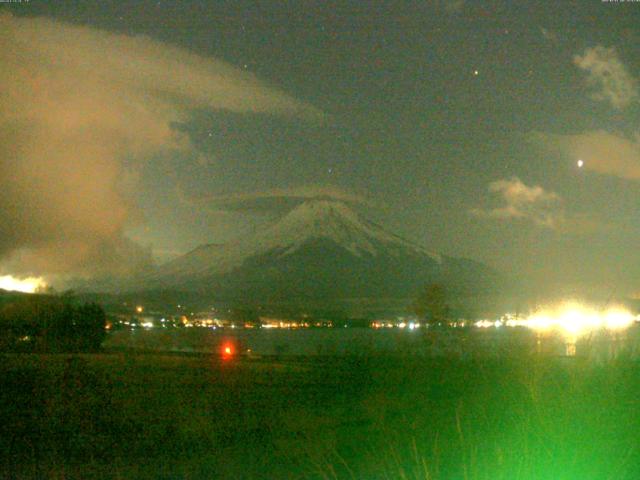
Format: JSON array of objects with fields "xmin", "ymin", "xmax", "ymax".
[{"xmin": 221, "ymin": 342, "xmax": 235, "ymax": 359}]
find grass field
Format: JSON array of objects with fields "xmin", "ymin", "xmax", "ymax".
[{"xmin": 1, "ymin": 350, "xmax": 639, "ymax": 479}]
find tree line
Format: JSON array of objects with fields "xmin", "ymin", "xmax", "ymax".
[{"xmin": 0, "ymin": 294, "xmax": 106, "ymax": 352}]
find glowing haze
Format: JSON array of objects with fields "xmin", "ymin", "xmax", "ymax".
[
  {"xmin": 511, "ymin": 302, "xmax": 636, "ymax": 337},
  {"xmin": 0, "ymin": 275, "xmax": 46, "ymax": 294},
  {"xmin": 0, "ymin": 12, "xmax": 321, "ymax": 279}
]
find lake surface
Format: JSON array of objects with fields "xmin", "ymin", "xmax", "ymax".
[{"xmin": 105, "ymin": 324, "xmax": 640, "ymax": 360}]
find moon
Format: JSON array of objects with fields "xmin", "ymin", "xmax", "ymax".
[{"xmin": 577, "ymin": 159, "xmax": 584, "ymax": 168}]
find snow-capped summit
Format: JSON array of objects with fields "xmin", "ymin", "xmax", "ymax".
[
  {"xmin": 159, "ymin": 200, "xmax": 437, "ymax": 279},
  {"xmin": 247, "ymin": 200, "xmax": 440, "ymax": 259},
  {"xmin": 151, "ymin": 199, "xmax": 497, "ymax": 300}
]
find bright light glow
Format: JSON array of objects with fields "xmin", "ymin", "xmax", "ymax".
[
  {"xmin": 477, "ymin": 302, "xmax": 637, "ymax": 337},
  {"xmin": 222, "ymin": 343, "xmax": 235, "ymax": 359},
  {"xmin": 577, "ymin": 159, "xmax": 584, "ymax": 168},
  {"xmin": 604, "ymin": 309, "xmax": 635, "ymax": 330},
  {"xmin": 0, "ymin": 275, "xmax": 46, "ymax": 293},
  {"xmin": 518, "ymin": 302, "xmax": 635, "ymax": 336},
  {"xmin": 475, "ymin": 320, "xmax": 494, "ymax": 328}
]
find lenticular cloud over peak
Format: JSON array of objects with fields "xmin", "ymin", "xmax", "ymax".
[{"xmin": 0, "ymin": 12, "xmax": 321, "ymax": 278}]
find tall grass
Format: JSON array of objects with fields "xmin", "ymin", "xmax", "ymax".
[
  {"xmin": 298, "ymin": 354, "xmax": 640, "ymax": 479},
  {"xmin": 0, "ymin": 351, "xmax": 638, "ymax": 479}
]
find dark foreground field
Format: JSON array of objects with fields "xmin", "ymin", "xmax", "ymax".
[{"xmin": 1, "ymin": 351, "xmax": 639, "ymax": 479}]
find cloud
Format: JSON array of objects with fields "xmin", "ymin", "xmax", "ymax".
[
  {"xmin": 574, "ymin": 46, "xmax": 638, "ymax": 110},
  {"xmin": 530, "ymin": 130, "xmax": 640, "ymax": 181},
  {"xmin": 0, "ymin": 13, "xmax": 321, "ymax": 277},
  {"xmin": 178, "ymin": 185, "xmax": 374, "ymax": 214},
  {"xmin": 471, "ymin": 178, "xmax": 563, "ymax": 229}
]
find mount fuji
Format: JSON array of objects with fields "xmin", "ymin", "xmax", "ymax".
[{"xmin": 149, "ymin": 200, "xmax": 499, "ymax": 302}]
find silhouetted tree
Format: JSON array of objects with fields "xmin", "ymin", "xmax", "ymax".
[
  {"xmin": 230, "ymin": 307, "xmax": 260, "ymax": 327},
  {"xmin": 0, "ymin": 296, "xmax": 107, "ymax": 352},
  {"xmin": 413, "ymin": 283, "xmax": 451, "ymax": 326},
  {"xmin": 74, "ymin": 303, "xmax": 107, "ymax": 351}
]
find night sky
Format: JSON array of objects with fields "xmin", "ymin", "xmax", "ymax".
[{"xmin": 2, "ymin": 1, "xmax": 640, "ymax": 295}]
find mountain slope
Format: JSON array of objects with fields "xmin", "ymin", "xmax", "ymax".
[{"xmin": 151, "ymin": 200, "xmax": 499, "ymax": 301}]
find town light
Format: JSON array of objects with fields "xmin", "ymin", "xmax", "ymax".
[
  {"xmin": 521, "ymin": 302, "xmax": 635, "ymax": 336},
  {"xmin": 477, "ymin": 302, "xmax": 637, "ymax": 337}
]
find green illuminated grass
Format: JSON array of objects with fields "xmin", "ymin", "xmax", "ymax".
[{"xmin": 0, "ymin": 352, "xmax": 638, "ymax": 479}]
